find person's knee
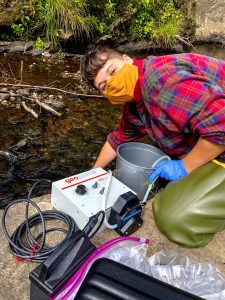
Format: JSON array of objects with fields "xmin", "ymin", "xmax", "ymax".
[
  {"xmin": 152, "ymin": 198, "xmax": 179, "ymax": 240},
  {"xmin": 152, "ymin": 192, "xmax": 215, "ymax": 247},
  {"xmin": 152, "ymin": 162, "xmax": 225, "ymax": 247}
]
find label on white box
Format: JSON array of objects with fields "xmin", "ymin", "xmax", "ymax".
[{"xmin": 51, "ymin": 168, "xmax": 134, "ymax": 231}]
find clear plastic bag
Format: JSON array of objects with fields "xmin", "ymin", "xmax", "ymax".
[
  {"xmin": 147, "ymin": 250, "xmax": 225, "ymax": 300},
  {"xmin": 53, "ymin": 239, "xmax": 225, "ymax": 300},
  {"xmin": 52, "ymin": 236, "xmax": 150, "ymax": 300}
]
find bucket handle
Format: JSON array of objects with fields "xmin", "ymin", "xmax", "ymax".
[
  {"xmin": 140, "ymin": 155, "xmax": 170, "ymax": 204},
  {"xmin": 152, "ymin": 155, "xmax": 171, "ymax": 168},
  {"xmin": 141, "ymin": 155, "xmax": 171, "ymax": 179},
  {"xmin": 116, "ymin": 161, "xmax": 138, "ymax": 175},
  {"xmin": 117, "ymin": 155, "xmax": 171, "ymax": 177}
]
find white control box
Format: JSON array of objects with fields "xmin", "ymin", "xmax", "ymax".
[{"xmin": 51, "ymin": 168, "xmax": 135, "ymax": 231}]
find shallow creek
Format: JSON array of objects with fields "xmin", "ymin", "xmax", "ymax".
[{"xmin": 0, "ymin": 43, "xmax": 224, "ymax": 206}]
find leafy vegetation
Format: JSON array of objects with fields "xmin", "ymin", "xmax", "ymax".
[
  {"xmin": 34, "ymin": 37, "xmax": 45, "ymax": 49},
  {"xmin": 11, "ymin": 23, "xmax": 26, "ymax": 39},
  {"xmin": 85, "ymin": 0, "xmax": 181, "ymax": 47},
  {"xmin": 130, "ymin": 0, "xmax": 181, "ymax": 46},
  {"xmin": 1, "ymin": 0, "xmax": 184, "ymax": 49},
  {"xmin": 45, "ymin": 0, "xmax": 92, "ymax": 47}
]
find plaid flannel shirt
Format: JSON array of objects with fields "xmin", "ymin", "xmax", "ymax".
[{"xmin": 107, "ymin": 53, "xmax": 225, "ymax": 162}]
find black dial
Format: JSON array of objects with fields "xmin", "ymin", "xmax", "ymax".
[{"xmin": 75, "ymin": 184, "xmax": 87, "ymax": 195}]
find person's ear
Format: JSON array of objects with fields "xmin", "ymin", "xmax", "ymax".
[{"xmin": 122, "ymin": 54, "xmax": 133, "ymax": 64}]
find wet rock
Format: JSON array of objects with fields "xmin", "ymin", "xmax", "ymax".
[
  {"xmin": 116, "ymin": 40, "xmax": 185, "ymax": 55},
  {"xmin": 1, "ymin": 100, "xmax": 8, "ymax": 106},
  {"xmin": 190, "ymin": 0, "xmax": 225, "ymax": 40},
  {"xmin": 32, "ymin": 92, "xmax": 38, "ymax": 98},
  {"xmin": 16, "ymin": 88, "xmax": 29, "ymax": 96},
  {"xmin": 27, "ymin": 49, "xmax": 43, "ymax": 57},
  {"xmin": 0, "ymin": 93, "xmax": 10, "ymax": 100},
  {"xmin": 9, "ymin": 90, "xmax": 18, "ymax": 97},
  {"xmin": 60, "ymin": 71, "xmax": 77, "ymax": 79},
  {"xmin": 0, "ymin": 42, "xmax": 12, "ymax": 46},
  {"xmin": 0, "ymin": 88, "xmax": 8, "ymax": 93},
  {"xmin": 0, "ymin": 170, "xmax": 13, "ymax": 180},
  {"xmin": 8, "ymin": 42, "xmax": 30, "ymax": 53},
  {"xmin": 44, "ymin": 99, "xmax": 67, "ymax": 110},
  {"xmin": 74, "ymin": 54, "xmax": 83, "ymax": 60},
  {"xmin": 9, "ymin": 96, "xmax": 16, "ymax": 102},
  {"xmin": 170, "ymin": 43, "xmax": 184, "ymax": 53},
  {"xmin": 96, "ymin": 34, "xmax": 115, "ymax": 46},
  {"xmin": 29, "ymin": 62, "xmax": 38, "ymax": 70},
  {"xmin": 10, "ymin": 138, "xmax": 28, "ymax": 151},
  {"xmin": 44, "ymin": 42, "xmax": 54, "ymax": 51},
  {"xmin": 70, "ymin": 54, "xmax": 83, "ymax": 60},
  {"xmin": 42, "ymin": 51, "xmax": 51, "ymax": 58},
  {"xmin": 24, "ymin": 41, "xmax": 33, "ymax": 52},
  {"xmin": 0, "ymin": 46, "xmax": 9, "ymax": 53},
  {"xmin": 116, "ymin": 41, "xmax": 154, "ymax": 54},
  {"xmin": 0, "ymin": 150, "xmax": 17, "ymax": 165}
]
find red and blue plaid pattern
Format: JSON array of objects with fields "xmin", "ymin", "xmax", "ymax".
[{"xmin": 108, "ymin": 53, "xmax": 225, "ymax": 162}]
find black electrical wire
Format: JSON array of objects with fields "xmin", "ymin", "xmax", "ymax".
[{"xmin": 2, "ymin": 179, "xmax": 104, "ymax": 262}]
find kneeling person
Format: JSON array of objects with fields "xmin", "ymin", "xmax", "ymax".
[{"xmin": 80, "ymin": 46, "xmax": 225, "ymax": 247}]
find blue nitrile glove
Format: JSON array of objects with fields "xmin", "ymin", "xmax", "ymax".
[{"xmin": 149, "ymin": 160, "xmax": 188, "ymax": 182}]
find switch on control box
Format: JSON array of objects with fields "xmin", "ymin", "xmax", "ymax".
[{"xmin": 51, "ymin": 168, "xmax": 136, "ymax": 232}]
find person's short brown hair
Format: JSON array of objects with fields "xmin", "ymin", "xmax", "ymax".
[{"xmin": 80, "ymin": 46, "xmax": 123, "ymax": 88}]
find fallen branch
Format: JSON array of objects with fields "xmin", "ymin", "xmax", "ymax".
[
  {"xmin": 21, "ymin": 101, "xmax": 38, "ymax": 118},
  {"xmin": 0, "ymin": 83, "xmax": 104, "ymax": 98},
  {"xmin": 175, "ymin": 35, "xmax": 199, "ymax": 53},
  {"xmin": 20, "ymin": 60, "xmax": 23, "ymax": 83},
  {"xmin": 34, "ymin": 97, "xmax": 62, "ymax": 117}
]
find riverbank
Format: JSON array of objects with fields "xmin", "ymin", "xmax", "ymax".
[
  {"xmin": 1, "ymin": 43, "xmax": 225, "ymax": 300},
  {"xmin": 0, "ymin": 40, "xmax": 185, "ymax": 58},
  {"xmin": 0, "ymin": 193, "xmax": 224, "ymax": 300}
]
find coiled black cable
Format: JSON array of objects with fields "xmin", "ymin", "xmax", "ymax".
[{"xmin": 2, "ymin": 179, "xmax": 105, "ymax": 262}]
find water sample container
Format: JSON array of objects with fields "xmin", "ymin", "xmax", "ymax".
[{"xmin": 115, "ymin": 142, "xmax": 170, "ymax": 201}]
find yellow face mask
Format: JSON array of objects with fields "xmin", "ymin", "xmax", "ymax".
[{"xmin": 106, "ymin": 63, "xmax": 138, "ymax": 104}]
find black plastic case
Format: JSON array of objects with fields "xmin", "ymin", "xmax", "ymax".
[
  {"xmin": 29, "ymin": 230, "xmax": 96, "ymax": 300},
  {"xmin": 75, "ymin": 258, "xmax": 203, "ymax": 300}
]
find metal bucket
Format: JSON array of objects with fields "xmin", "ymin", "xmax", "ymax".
[{"xmin": 115, "ymin": 142, "xmax": 170, "ymax": 201}]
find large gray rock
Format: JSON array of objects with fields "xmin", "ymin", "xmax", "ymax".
[
  {"xmin": 8, "ymin": 41, "xmax": 32, "ymax": 53},
  {"xmin": 0, "ymin": 93, "xmax": 10, "ymax": 100},
  {"xmin": 188, "ymin": 0, "xmax": 225, "ymax": 39},
  {"xmin": 27, "ymin": 49, "xmax": 43, "ymax": 56},
  {"xmin": 0, "ymin": 41, "xmax": 34, "ymax": 54},
  {"xmin": 0, "ymin": 42, "xmax": 12, "ymax": 46}
]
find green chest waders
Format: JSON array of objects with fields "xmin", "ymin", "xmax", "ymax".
[{"xmin": 152, "ymin": 161, "xmax": 225, "ymax": 247}]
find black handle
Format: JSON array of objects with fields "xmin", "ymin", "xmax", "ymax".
[{"xmin": 40, "ymin": 230, "xmax": 89, "ymax": 281}]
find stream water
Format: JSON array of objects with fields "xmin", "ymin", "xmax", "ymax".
[{"xmin": 0, "ymin": 43, "xmax": 225, "ymax": 207}]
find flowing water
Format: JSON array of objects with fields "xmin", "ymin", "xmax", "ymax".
[
  {"xmin": 0, "ymin": 44, "xmax": 225, "ymax": 207},
  {"xmin": 0, "ymin": 54, "xmax": 123, "ymax": 206}
]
